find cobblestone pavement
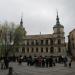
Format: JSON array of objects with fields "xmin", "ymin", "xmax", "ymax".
[{"xmin": 0, "ymin": 62, "xmax": 75, "ymax": 75}]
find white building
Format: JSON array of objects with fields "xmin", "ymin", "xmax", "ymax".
[{"xmin": 15, "ymin": 13, "xmax": 66, "ymax": 57}]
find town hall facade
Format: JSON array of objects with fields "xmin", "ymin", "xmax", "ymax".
[{"xmin": 16, "ymin": 13, "xmax": 66, "ymax": 57}]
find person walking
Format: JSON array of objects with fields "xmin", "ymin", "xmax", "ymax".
[
  {"xmin": 45, "ymin": 57, "xmax": 49, "ymax": 67},
  {"xmin": 68, "ymin": 57, "xmax": 72, "ymax": 68},
  {"xmin": 1, "ymin": 58, "xmax": 4, "ymax": 69},
  {"xmin": 63, "ymin": 56, "xmax": 68, "ymax": 67},
  {"xmin": 53, "ymin": 57, "xmax": 56, "ymax": 66}
]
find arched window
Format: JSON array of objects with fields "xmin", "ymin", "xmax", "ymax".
[
  {"xmin": 31, "ymin": 48, "xmax": 34, "ymax": 52},
  {"xmin": 36, "ymin": 48, "xmax": 38, "ymax": 52},
  {"xmin": 58, "ymin": 39, "xmax": 61, "ymax": 44},
  {"xmin": 50, "ymin": 39, "xmax": 53, "ymax": 45},
  {"xmin": 46, "ymin": 47, "xmax": 48, "ymax": 53},
  {"xmin": 41, "ymin": 48, "xmax": 43, "ymax": 53},
  {"xmin": 22, "ymin": 47, "xmax": 25, "ymax": 53},
  {"xmin": 41, "ymin": 40, "xmax": 43, "ymax": 45},
  {"xmin": 58, "ymin": 47, "xmax": 61, "ymax": 53},
  {"xmin": 27, "ymin": 48, "xmax": 29, "ymax": 53},
  {"xmin": 31, "ymin": 40, "xmax": 34, "ymax": 45},
  {"xmin": 46, "ymin": 40, "xmax": 48, "ymax": 45},
  {"xmin": 27, "ymin": 40, "xmax": 29, "ymax": 45},
  {"xmin": 50, "ymin": 47, "xmax": 54, "ymax": 53},
  {"xmin": 36, "ymin": 40, "xmax": 39, "ymax": 45}
]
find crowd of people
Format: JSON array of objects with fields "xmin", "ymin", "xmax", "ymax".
[
  {"xmin": 26, "ymin": 56, "xmax": 72, "ymax": 68},
  {"xmin": 0, "ymin": 55, "xmax": 72, "ymax": 70}
]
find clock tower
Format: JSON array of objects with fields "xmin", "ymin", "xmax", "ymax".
[{"xmin": 53, "ymin": 12, "xmax": 66, "ymax": 56}]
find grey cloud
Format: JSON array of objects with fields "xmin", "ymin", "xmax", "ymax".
[{"xmin": 0, "ymin": 0, "xmax": 75, "ymax": 42}]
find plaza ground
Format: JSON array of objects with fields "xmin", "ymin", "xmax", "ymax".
[{"xmin": 0, "ymin": 62, "xmax": 75, "ymax": 75}]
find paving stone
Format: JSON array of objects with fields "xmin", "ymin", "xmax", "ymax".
[{"xmin": 0, "ymin": 62, "xmax": 75, "ymax": 75}]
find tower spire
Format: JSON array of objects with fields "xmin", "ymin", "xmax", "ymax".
[
  {"xmin": 20, "ymin": 14, "xmax": 23, "ymax": 26},
  {"xmin": 56, "ymin": 11, "xmax": 60, "ymax": 25}
]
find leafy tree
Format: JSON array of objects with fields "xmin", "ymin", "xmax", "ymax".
[
  {"xmin": 0, "ymin": 21, "xmax": 26, "ymax": 57},
  {"xmin": 0, "ymin": 21, "xmax": 16, "ymax": 57},
  {"xmin": 14, "ymin": 25, "xmax": 26, "ymax": 45},
  {"xmin": 13, "ymin": 24, "xmax": 26, "ymax": 54}
]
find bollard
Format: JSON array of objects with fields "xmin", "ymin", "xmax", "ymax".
[{"xmin": 8, "ymin": 67, "xmax": 13, "ymax": 75}]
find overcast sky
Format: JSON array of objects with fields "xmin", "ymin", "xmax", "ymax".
[{"xmin": 0, "ymin": 0, "xmax": 75, "ymax": 41}]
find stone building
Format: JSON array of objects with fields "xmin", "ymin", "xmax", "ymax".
[
  {"xmin": 15, "ymin": 13, "xmax": 66, "ymax": 57},
  {"xmin": 68, "ymin": 29, "xmax": 75, "ymax": 59}
]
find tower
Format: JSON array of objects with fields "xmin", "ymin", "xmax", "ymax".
[
  {"xmin": 20, "ymin": 17, "xmax": 23, "ymax": 27},
  {"xmin": 53, "ymin": 12, "xmax": 66, "ymax": 56},
  {"xmin": 53, "ymin": 11, "xmax": 64, "ymax": 34},
  {"xmin": 56, "ymin": 11, "xmax": 60, "ymax": 25},
  {"xmin": 19, "ymin": 16, "xmax": 26, "ymax": 35}
]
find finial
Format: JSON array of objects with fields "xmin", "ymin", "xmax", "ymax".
[
  {"xmin": 56, "ymin": 10, "xmax": 60, "ymax": 24},
  {"xmin": 20, "ymin": 13, "xmax": 23, "ymax": 26},
  {"xmin": 57, "ymin": 10, "xmax": 58, "ymax": 18}
]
